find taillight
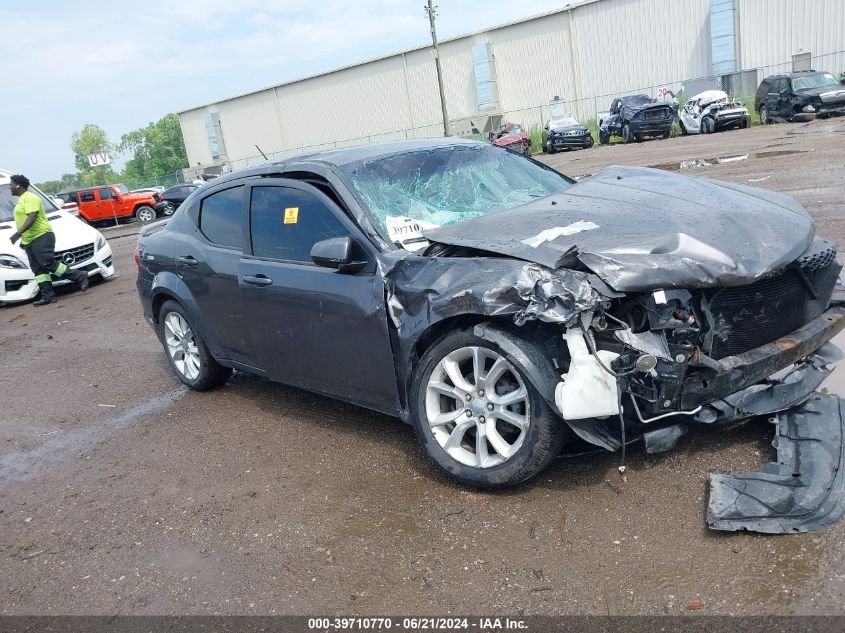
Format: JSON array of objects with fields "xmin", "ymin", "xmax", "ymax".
[{"xmin": 134, "ymin": 247, "xmax": 141, "ymax": 273}]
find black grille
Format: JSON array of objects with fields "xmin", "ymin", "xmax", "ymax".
[
  {"xmin": 5, "ymin": 280, "xmax": 28, "ymax": 292},
  {"xmin": 55, "ymin": 243, "xmax": 95, "ymax": 265},
  {"xmin": 708, "ymin": 270, "xmax": 807, "ymax": 360},
  {"xmin": 797, "ymin": 240, "xmax": 837, "ymax": 271},
  {"xmin": 643, "ymin": 109, "xmax": 669, "ymax": 120}
]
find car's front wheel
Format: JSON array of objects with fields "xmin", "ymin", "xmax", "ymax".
[
  {"xmin": 410, "ymin": 330, "xmax": 565, "ymax": 488},
  {"xmin": 622, "ymin": 124, "xmax": 633, "ymax": 143},
  {"xmin": 599, "ymin": 130, "xmax": 610, "ymax": 145},
  {"xmin": 760, "ymin": 105, "xmax": 770, "ymax": 124},
  {"xmin": 136, "ymin": 205, "xmax": 156, "ymax": 223},
  {"xmin": 159, "ymin": 300, "xmax": 232, "ymax": 390}
]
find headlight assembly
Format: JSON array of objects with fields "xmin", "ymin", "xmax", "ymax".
[
  {"xmin": 96, "ymin": 233, "xmax": 106, "ymax": 251},
  {"xmin": 0, "ymin": 254, "xmax": 28, "ymax": 269}
]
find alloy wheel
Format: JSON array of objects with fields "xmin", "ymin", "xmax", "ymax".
[
  {"xmin": 424, "ymin": 346, "xmax": 530, "ymax": 468},
  {"xmin": 164, "ymin": 312, "xmax": 201, "ymax": 380}
]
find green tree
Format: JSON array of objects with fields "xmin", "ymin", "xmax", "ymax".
[
  {"xmin": 36, "ymin": 172, "xmax": 84, "ymax": 194},
  {"xmin": 119, "ymin": 113, "xmax": 188, "ymax": 187},
  {"xmin": 70, "ymin": 124, "xmax": 117, "ymax": 186}
]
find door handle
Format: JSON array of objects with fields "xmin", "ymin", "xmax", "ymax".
[
  {"xmin": 177, "ymin": 256, "xmax": 198, "ymax": 266},
  {"xmin": 242, "ymin": 274, "xmax": 273, "ymax": 287}
]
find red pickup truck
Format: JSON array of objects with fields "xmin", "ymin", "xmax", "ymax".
[{"xmin": 58, "ymin": 184, "xmax": 170, "ymax": 224}]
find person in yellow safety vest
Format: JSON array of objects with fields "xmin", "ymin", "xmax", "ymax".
[{"xmin": 9, "ymin": 174, "xmax": 89, "ymax": 306}]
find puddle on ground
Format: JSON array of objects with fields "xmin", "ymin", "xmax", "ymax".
[{"xmin": 651, "ymin": 149, "xmax": 809, "ymax": 172}]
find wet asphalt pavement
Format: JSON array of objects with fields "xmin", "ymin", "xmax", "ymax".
[{"xmin": 2, "ymin": 117, "xmax": 845, "ymax": 616}]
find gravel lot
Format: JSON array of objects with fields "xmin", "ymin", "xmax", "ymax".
[{"xmin": 2, "ymin": 117, "xmax": 845, "ymax": 617}]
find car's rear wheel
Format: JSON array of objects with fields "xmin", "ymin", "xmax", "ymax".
[
  {"xmin": 136, "ymin": 205, "xmax": 156, "ymax": 223},
  {"xmin": 410, "ymin": 330, "xmax": 565, "ymax": 488},
  {"xmin": 159, "ymin": 300, "xmax": 231, "ymax": 390},
  {"xmin": 622, "ymin": 124, "xmax": 633, "ymax": 143},
  {"xmin": 163, "ymin": 203, "xmax": 176, "ymax": 216}
]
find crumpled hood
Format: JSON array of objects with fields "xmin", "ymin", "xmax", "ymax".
[
  {"xmin": 423, "ymin": 166, "xmax": 815, "ymax": 292},
  {"xmin": 623, "ymin": 101, "xmax": 673, "ymax": 117},
  {"xmin": 797, "ymin": 85, "xmax": 845, "ymax": 100}
]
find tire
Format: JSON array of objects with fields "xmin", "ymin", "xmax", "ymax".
[
  {"xmin": 760, "ymin": 105, "xmax": 769, "ymax": 125},
  {"xmin": 584, "ymin": 137, "xmax": 594, "ymax": 149},
  {"xmin": 158, "ymin": 299, "xmax": 232, "ymax": 390},
  {"xmin": 662, "ymin": 129, "xmax": 671, "ymax": 139},
  {"xmin": 679, "ymin": 120, "xmax": 688, "ymax": 135},
  {"xmin": 599, "ymin": 130, "xmax": 610, "ymax": 145},
  {"xmin": 701, "ymin": 116, "xmax": 715, "ymax": 134},
  {"xmin": 522, "ymin": 142, "xmax": 532, "ymax": 156},
  {"xmin": 163, "ymin": 203, "xmax": 176, "ymax": 216},
  {"xmin": 545, "ymin": 141, "xmax": 557, "ymax": 154},
  {"xmin": 136, "ymin": 205, "xmax": 156, "ymax": 223},
  {"xmin": 409, "ymin": 330, "xmax": 566, "ymax": 488},
  {"xmin": 622, "ymin": 124, "xmax": 633, "ymax": 143}
]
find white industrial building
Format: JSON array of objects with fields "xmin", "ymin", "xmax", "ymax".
[{"xmin": 177, "ymin": 0, "xmax": 845, "ymax": 176}]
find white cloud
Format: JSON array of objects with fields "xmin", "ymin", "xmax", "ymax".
[{"xmin": 1, "ymin": 0, "xmax": 564, "ymax": 178}]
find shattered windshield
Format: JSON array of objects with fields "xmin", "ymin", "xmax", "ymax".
[
  {"xmin": 792, "ymin": 73, "xmax": 839, "ymax": 91},
  {"xmin": 550, "ymin": 116, "xmax": 579, "ymax": 128},
  {"xmin": 342, "ymin": 144, "xmax": 573, "ymax": 245}
]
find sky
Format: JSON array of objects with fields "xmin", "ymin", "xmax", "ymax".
[{"xmin": 1, "ymin": 0, "xmax": 567, "ymax": 182}]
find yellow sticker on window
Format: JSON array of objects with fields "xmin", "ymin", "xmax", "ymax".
[{"xmin": 284, "ymin": 207, "xmax": 299, "ymax": 224}]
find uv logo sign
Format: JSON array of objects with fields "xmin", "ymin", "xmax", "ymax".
[{"xmin": 87, "ymin": 153, "xmax": 111, "ymax": 167}]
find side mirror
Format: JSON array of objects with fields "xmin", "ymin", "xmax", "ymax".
[{"xmin": 311, "ymin": 236, "xmax": 367, "ymax": 273}]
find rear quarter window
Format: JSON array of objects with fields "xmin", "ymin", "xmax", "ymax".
[{"xmin": 198, "ymin": 186, "xmax": 244, "ymax": 249}]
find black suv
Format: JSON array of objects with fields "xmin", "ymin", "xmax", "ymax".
[
  {"xmin": 754, "ymin": 71, "xmax": 845, "ymax": 123},
  {"xmin": 598, "ymin": 95, "xmax": 673, "ymax": 144},
  {"xmin": 161, "ymin": 184, "xmax": 202, "ymax": 211}
]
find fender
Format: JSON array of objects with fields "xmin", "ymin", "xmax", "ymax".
[
  {"xmin": 472, "ymin": 322, "xmax": 561, "ymax": 414},
  {"xmin": 150, "ymin": 270, "xmax": 228, "ymax": 362}
]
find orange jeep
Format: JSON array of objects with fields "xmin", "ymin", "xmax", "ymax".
[{"xmin": 62, "ymin": 184, "xmax": 170, "ymax": 224}]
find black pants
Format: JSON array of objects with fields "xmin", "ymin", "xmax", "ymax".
[{"xmin": 23, "ymin": 232, "xmax": 85, "ymax": 301}]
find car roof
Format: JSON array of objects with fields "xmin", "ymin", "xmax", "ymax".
[
  {"xmin": 764, "ymin": 70, "xmax": 824, "ymax": 80},
  {"xmin": 692, "ymin": 89, "xmax": 728, "ymax": 102},
  {"xmin": 205, "ymin": 138, "xmax": 489, "ymax": 187}
]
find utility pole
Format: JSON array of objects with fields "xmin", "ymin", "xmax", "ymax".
[{"xmin": 425, "ymin": 0, "xmax": 450, "ymax": 136}]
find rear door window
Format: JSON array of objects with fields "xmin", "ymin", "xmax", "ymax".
[
  {"xmin": 198, "ymin": 186, "xmax": 245, "ymax": 249},
  {"xmin": 249, "ymin": 186, "xmax": 349, "ymax": 263},
  {"xmin": 79, "ymin": 191, "xmax": 95, "ymax": 202}
]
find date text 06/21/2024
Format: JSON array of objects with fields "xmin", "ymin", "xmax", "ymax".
[{"xmin": 307, "ymin": 617, "xmax": 528, "ymax": 631}]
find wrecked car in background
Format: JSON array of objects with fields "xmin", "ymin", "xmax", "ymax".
[
  {"xmin": 542, "ymin": 114, "xmax": 594, "ymax": 153},
  {"xmin": 755, "ymin": 71, "xmax": 845, "ymax": 123},
  {"xmin": 599, "ymin": 95, "xmax": 673, "ymax": 143},
  {"xmin": 679, "ymin": 90, "xmax": 750, "ymax": 134},
  {"xmin": 489, "ymin": 122, "xmax": 532, "ymax": 156},
  {"xmin": 136, "ymin": 139, "xmax": 845, "ymax": 533}
]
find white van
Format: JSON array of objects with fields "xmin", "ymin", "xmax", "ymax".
[{"xmin": 0, "ymin": 169, "xmax": 115, "ymax": 305}]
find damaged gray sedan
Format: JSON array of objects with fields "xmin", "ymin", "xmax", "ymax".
[{"xmin": 136, "ymin": 139, "xmax": 845, "ymax": 533}]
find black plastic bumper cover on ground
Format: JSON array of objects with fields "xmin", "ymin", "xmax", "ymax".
[{"xmin": 707, "ymin": 393, "xmax": 845, "ymax": 534}]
